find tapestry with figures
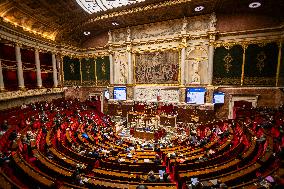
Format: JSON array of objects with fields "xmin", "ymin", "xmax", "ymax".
[
  {"xmin": 96, "ymin": 56, "xmax": 110, "ymax": 85},
  {"xmin": 244, "ymin": 42, "xmax": 278, "ymax": 86},
  {"xmin": 213, "ymin": 45, "xmax": 243, "ymax": 85},
  {"xmin": 81, "ymin": 58, "xmax": 95, "ymax": 85},
  {"xmin": 63, "ymin": 56, "xmax": 81, "ymax": 85},
  {"xmin": 135, "ymin": 50, "xmax": 179, "ymax": 84}
]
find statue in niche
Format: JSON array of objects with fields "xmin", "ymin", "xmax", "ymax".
[
  {"xmin": 191, "ymin": 61, "xmax": 200, "ymax": 84},
  {"xmin": 119, "ymin": 61, "xmax": 127, "ymax": 83},
  {"xmin": 209, "ymin": 12, "xmax": 217, "ymax": 31},
  {"xmin": 108, "ymin": 30, "xmax": 112, "ymax": 42},
  {"xmin": 182, "ymin": 17, "xmax": 188, "ymax": 33}
]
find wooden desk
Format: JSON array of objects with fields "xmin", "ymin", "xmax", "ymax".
[
  {"xmin": 133, "ymin": 130, "xmax": 154, "ymax": 140},
  {"xmin": 12, "ymin": 152, "xmax": 55, "ymax": 187},
  {"xmin": 33, "ymin": 149, "xmax": 73, "ymax": 177}
]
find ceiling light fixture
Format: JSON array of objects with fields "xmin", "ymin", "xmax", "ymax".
[
  {"xmin": 249, "ymin": 2, "xmax": 261, "ymax": 8},
  {"xmin": 83, "ymin": 31, "xmax": 91, "ymax": 36},
  {"xmin": 194, "ymin": 6, "xmax": 204, "ymax": 12},
  {"xmin": 112, "ymin": 22, "xmax": 119, "ymax": 26}
]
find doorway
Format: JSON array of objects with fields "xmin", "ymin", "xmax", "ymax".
[{"xmin": 228, "ymin": 95, "xmax": 258, "ymax": 119}]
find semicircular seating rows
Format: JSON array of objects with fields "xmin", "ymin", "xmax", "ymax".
[{"xmin": 0, "ymin": 99, "xmax": 283, "ymax": 189}]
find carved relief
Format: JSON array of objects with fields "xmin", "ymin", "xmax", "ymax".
[
  {"xmin": 192, "ymin": 61, "xmax": 200, "ymax": 84},
  {"xmin": 112, "ymin": 14, "xmax": 211, "ymax": 42},
  {"xmin": 135, "ymin": 87, "xmax": 179, "ymax": 102},
  {"xmin": 0, "ymin": 88, "xmax": 63, "ymax": 101},
  {"xmin": 209, "ymin": 12, "xmax": 217, "ymax": 31},
  {"xmin": 114, "ymin": 51, "xmax": 128, "ymax": 84}
]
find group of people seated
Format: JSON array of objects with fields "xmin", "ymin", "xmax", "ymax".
[{"xmin": 0, "ymin": 98, "xmax": 284, "ymax": 189}]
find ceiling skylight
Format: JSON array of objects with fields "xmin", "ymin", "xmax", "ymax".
[{"xmin": 76, "ymin": 0, "xmax": 146, "ymax": 14}]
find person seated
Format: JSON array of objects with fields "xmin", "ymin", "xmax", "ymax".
[
  {"xmin": 8, "ymin": 130, "xmax": 17, "ymax": 141},
  {"xmin": 46, "ymin": 148, "xmax": 54, "ymax": 159},
  {"xmin": 1, "ymin": 120, "xmax": 9, "ymax": 131},
  {"xmin": 154, "ymin": 154, "xmax": 161, "ymax": 165},
  {"xmin": 163, "ymin": 172, "xmax": 170, "ymax": 182},
  {"xmin": 136, "ymin": 184, "xmax": 148, "ymax": 189},
  {"xmin": 147, "ymin": 171, "xmax": 157, "ymax": 182},
  {"xmin": 0, "ymin": 152, "xmax": 10, "ymax": 166},
  {"xmin": 219, "ymin": 183, "xmax": 228, "ymax": 189}
]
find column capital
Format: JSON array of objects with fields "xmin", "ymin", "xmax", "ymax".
[
  {"xmin": 179, "ymin": 37, "xmax": 187, "ymax": 48},
  {"xmin": 208, "ymin": 32, "xmax": 216, "ymax": 43},
  {"xmin": 126, "ymin": 45, "xmax": 132, "ymax": 53},
  {"xmin": 51, "ymin": 50, "xmax": 57, "ymax": 55}
]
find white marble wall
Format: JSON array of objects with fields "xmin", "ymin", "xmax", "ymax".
[
  {"xmin": 110, "ymin": 14, "xmax": 213, "ymax": 87},
  {"xmin": 134, "ymin": 87, "xmax": 179, "ymax": 102}
]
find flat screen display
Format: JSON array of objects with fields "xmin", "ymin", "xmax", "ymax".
[
  {"xmin": 186, "ymin": 88, "xmax": 206, "ymax": 104},
  {"xmin": 213, "ymin": 92, "xmax": 225, "ymax": 104},
  {"xmin": 114, "ymin": 87, "xmax": 127, "ymax": 100}
]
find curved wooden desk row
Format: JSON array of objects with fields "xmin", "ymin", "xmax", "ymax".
[
  {"xmin": 178, "ymin": 134, "xmax": 258, "ymax": 180},
  {"xmin": 32, "ymin": 149, "xmax": 73, "ymax": 177},
  {"xmin": 0, "ymin": 170, "xmax": 22, "ymax": 189},
  {"xmin": 12, "ymin": 152, "xmax": 55, "ymax": 187},
  {"xmin": 13, "ymin": 148, "xmax": 175, "ymax": 189},
  {"xmin": 169, "ymin": 133, "xmax": 232, "ymax": 167},
  {"xmin": 179, "ymin": 133, "xmax": 274, "ymax": 187},
  {"xmin": 176, "ymin": 141, "xmax": 245, "ymax": 172}
]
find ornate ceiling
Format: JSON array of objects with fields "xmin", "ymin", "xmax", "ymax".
[{"xmin": 0, "ymin": 0, "xmax": 283, "ymax": 47}]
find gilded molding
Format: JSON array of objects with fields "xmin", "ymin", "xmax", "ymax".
[
  {"xmin": 0, "ymin": 88, "xmax": 63, "ymax": 101},
  {"xmin": 85, "ymin": 0, "xmax": 193, "ymax": 25}
]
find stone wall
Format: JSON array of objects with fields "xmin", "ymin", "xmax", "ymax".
[
  {"xmin": 216, "ymin": 13, "xmax": 282, "ymax": 33},
  {"xmin": 64, "ymin": 86, "xmax": 107, "ymax": 101},
  {"xmin": 81, "ymin": 32, "xmax": 108, "ymax": 48}
]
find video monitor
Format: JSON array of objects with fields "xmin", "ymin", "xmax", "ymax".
[
  {"xmin": 186, "ymin": 88, "xmax": 206, "ymax": 105},
  {"xmin": 213, "ymin": 92, "xmax": 225, "ymax": 104},
  {"xmin": 113, "ymin": 87, "xmax": 127, "ymax": 100}
]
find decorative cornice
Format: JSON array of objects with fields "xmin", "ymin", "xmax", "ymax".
[{"xmin": 85, "ymin": 0, "xmax": 192, "ymax": 25}]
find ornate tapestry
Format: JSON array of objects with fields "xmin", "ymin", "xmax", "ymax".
[
  {"xmin": 244, "ymin": 42, "xmax": 278, "ymax": 86},
  {"xmin": 213, "ymin": 45, "xmax": 243, "ymax": 85},
  {"xmin": 96, "ymin": 56, "xmax": 110, "ymax": 85},
  {"xmin": 63, "ymin": 56, "xmax": 81, "ymax": 86},
  {"xmin": 135, "ymin": 50, "xmax": 180, "ymax": 84},
  {"xmin": 81, "ymin": 58, "xmax": 95, "ymax": 85}
]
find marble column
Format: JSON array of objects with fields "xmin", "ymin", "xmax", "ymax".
[
  {"xmin": 52, "ymin": 53, "xmax": 58, "ymax": 87},
  {"xmin": 207, "ymin": 45, "xmax": 214, "ymax": 85},
  {"xmin": 181, "ymin": 47, "xmax": 186, "ymax": 85},
  {"xmin": 100, "ymin": 94, "xmax": 104, "ymax": 112},
  {"xmin": 15, "ymin": 44, "xmax": 25, "ymax": 89},
  {"xmin": 34, "ymin": 48, "xmax": 42, "ymax": 88},
  {"xmin": 109, "ymin": 54, "xmax": 114, "ymax": 84},
  {"xmin": 127, "ymin": 51, "xmax": 132, "ymax": 84},
  {"xmin": 56, "ymin": 55, "xmax": 62, "ymax": 86},
  {"xmin": 0, "ymin": 60, "xmax": 5, "ymax": 91}
]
